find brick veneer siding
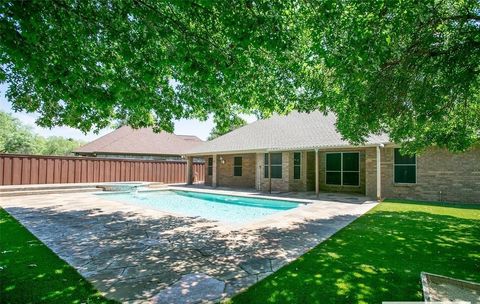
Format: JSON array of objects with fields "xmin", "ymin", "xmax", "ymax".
[
  {"xmin": 366, "ymin": 146, "xmax": 480, "ymax": 203},
  {"xmin": 204, "ymin": 154, "xmax": 256, "ymax": 188},
  {"xmin": 365, "ymin": 147, "xmax": 378, "ymax": 199}
]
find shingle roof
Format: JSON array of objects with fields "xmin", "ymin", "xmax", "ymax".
[
  {"xmin": 74, "ymin": 126, "xmax": 203, "ymax": 156},
  {"xmin": 185, "ymin": 111, "xmax": 390, "ymax": 155}
]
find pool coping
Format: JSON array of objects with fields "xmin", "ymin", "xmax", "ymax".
[{"xmin": 94, "ymin": 186, "xmax": 376, "ymax": 232}]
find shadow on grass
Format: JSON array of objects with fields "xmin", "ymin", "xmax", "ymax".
[
  {"xmin": 229, "ymin": 201, "xmax": 480, "ymax": 304},
  {"xmin": 0, "ymin": 208, "xmax": 117, "ymax": 304}
]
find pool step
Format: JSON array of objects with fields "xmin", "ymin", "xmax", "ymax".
[{"xmin": 0, "ymin": 187, "xmax": 100, "ymax": 197}]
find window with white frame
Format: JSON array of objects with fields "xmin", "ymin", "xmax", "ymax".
[
  {"xmin": 326, "ymin": 152, "xmax": 360, "ymax": 186},
  {"xmin": 394, "ymin": 148, "xmax": 416, "ymax": 183}
]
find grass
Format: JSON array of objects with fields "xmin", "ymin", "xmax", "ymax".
[
  {"xmin": 229, "ymin": 200, "xmax": 480, "ymax": 304},
  {"xmin": 0, "ymin": 208, "xmax": 116, "ymax": 304}
]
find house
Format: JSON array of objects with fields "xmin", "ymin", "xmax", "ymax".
[
  {"xmin": 184, "ymin": 111, "xmax": 480, "ymax": 203},
  {"xmin": 75, "ymin": 126, "xmax": 203, "ymax": 161}
]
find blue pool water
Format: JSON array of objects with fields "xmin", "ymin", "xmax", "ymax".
[{"xmin": 97, "ymin": 190, "xmax": 300, "ymax": 225}]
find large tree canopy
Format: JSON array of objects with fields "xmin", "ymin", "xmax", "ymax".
[
  {"xmin": 1, "ymin": 0, "xmax": 479, "ymax": 152},
  {"xmin": 208, "ymin": 115, "xmax": 247, "ymax": 140},
  {"xmin": 0, "ymin": 111, "xmax": 85, "ymax": 155}
]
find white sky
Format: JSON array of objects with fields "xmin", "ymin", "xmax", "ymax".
[{"xmin": 0, "ymin": 84, "xmax": 256, "ymax": 141}]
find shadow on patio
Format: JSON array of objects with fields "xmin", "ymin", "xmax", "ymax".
[{"xmin": 2, "ymin": 200, "xmax": 367, "ymax": 302}]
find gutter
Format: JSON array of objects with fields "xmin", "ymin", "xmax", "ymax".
[{"xmin": 183, "ymin": 142, "xmax": 391, "ymax": 157}]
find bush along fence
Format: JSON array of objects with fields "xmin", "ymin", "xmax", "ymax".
[{"xmin": 0, "ymin": 154, "xmax": 205, "ymax": 186}]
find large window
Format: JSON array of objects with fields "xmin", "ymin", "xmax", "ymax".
[
  {"xmin": 394, "ymin": 148, "xmax": 416, "ymax": 183},
  {"xmin": 326, "ymin": 152, "xmax": 360, "ymax": 186},
  {"xmin": 233, "ymin": 157, "xmax": 242, "ymax": 176},
  {"xmin": 264, "ymin": 153, "xmax": 282, "ymax": 178},
  {"xmin": 293, "ymin": 152, "xmax": 301, "ymax": 179},
  {"xmin": 207, "ymin": 157, "xmax": 213, "ymax": 176}
]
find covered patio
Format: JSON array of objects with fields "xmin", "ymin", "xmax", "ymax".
[{"xmin": 185, "ymin": 145, "xmax": 384, "ymax": 200}]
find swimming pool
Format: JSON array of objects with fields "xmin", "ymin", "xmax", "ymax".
[{"xmin": 97, "ymin": 190, "xmax": 301, "ymax": 225}]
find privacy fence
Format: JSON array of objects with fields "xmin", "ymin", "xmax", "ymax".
[{"xmin": 0, "ymin": 154, "xmax": 205, "ymax": 186}]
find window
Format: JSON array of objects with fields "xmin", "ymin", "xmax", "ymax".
[
  {"xmin": 264, "ymin": 153, "xmax": 282, "ymax": 178},
  {"xmin": 293, "ymin": 152, "xmax": 301, "ymax": 179},
  {"xmin": 394, "ymin": 148, "xmax": 416, "ymax": 183},
  {"xmin": 326, "ymin": 152, "xmax": 360, "ymax": 186},
  {"xmin": 233, "ymin": 157, "xmax": 242, "ymax": 176},
  {"xmin": 207, "ymin": 157, "xmax": 213, "ymax": 176}
]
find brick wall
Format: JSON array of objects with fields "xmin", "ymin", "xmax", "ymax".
[
  {"xmin": 203, "ymin": 154, "xmax": 256, "ymax": 188},
  {"xmin": 366, "ymin": 146, "xmax": 480, "ymax": 203},
  {"xmin": 199, "ymin": 145, "xmax": 479, "ymax": 203},
  {"xmin": 218, "ymin": 154, "xmax": 256, "ymax": 188},
  {"xmin": 365, "ymin": 147, "xmax": 378, "ymax": 198}
]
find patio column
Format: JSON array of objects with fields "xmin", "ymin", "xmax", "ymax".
[
  {"xmin": 212, "ymin": 154, "xmax": 218, "ymax": 188},
  {"xmin": 186, "ymin": 156, "xmax": 194, "ymax": 185},
  {"xmin": 268, "ymin": 152, "xmax": 272, "ymax": 193},
  {"xmin": 315, "ymin": 149, "xmax": 319, "ymax": 197},
  {"xmin": 376, "ymin": 145, "xmax": 382, "ymax": 200}
]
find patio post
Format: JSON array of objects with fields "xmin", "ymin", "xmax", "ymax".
[
  {"xmin": 186, "ymin": 156, "xmax": 193, "ymax": 185},
  {"xmin": 268, "ymin": 152, "xmax": 272, "ymax": 194},
  {"xmin": 315, "ymin": 149, "xmax": 319, "ymax": 197},
  {"xmin": 376, "ymin": 145, "xmax": 382, "ymax": 200},
  {"xmin": 212, "ymin": 154, "xmax": 218, "ymax": 188}
]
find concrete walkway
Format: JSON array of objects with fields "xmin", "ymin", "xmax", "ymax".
[{"xmin": 1, "ymin": 187, "xmax": 377, "ymax": 303}]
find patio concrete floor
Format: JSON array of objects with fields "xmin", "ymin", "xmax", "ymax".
[{"xmin": 1, "ymin": 185, "xmax": 377, "ymax": 303}]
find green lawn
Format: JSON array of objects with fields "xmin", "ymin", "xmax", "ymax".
[
  {"xmin": 0, "ymin": 208, "xmax": 116, "ymax": 304},
  {"xmin": 229, "ymin": 200, "xmax": 480, "ymax": 304}
]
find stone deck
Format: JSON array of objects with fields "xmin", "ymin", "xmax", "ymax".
[{"xmin": 1, "ymin": 186, "xmax": 377, "ymax": 303}]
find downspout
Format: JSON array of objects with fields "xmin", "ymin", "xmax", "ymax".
[{"xmin": 315, "ymin": 149, "xmax": 319, "ymax": 197}]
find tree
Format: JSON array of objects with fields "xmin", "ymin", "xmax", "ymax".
[
  {"xmin": 0, "ymin": 111, "xmax": 84, "ymax": 155},
  {"xmin": 1, "ymin": 0, "xmax": 479, "ymax": 152},
  {"xmin": 208, "ymin": 116, "xmax": 247, "ymax": 140},
  {"xmin": 0, "ymin": 111, "xmax": 42, "ymax": 154},
  {"xmin": 41, "ymin": 136, "xmax": 86, "ymax": 156}
]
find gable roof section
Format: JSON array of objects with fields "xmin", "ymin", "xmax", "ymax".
[
  {"xmin": 185, "ymin": 111, "xmax": 389, "ymax": 155},
  {"xmin": 74, "ymin": 126, "xmax": 203, "ymax": 156}
]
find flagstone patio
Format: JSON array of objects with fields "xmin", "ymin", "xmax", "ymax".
[{"xmin": 1, "ymin": 187, "xmax": 376, "ymax": 303}]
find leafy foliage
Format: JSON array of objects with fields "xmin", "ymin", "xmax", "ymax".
[
  {"xmin": 0, "ymin": 111, "xmax": 43, "ymax": 154},
  {"xmin": 0, "ymin": 111, "xmax": 85, "ymax": 155},
  {"xmin": 208, "ymin": 115, "xmax": 247, "ymax": 140},
  {"xmin": 1, "ymin": 0, "xmax": 479, "ymax": 151}
]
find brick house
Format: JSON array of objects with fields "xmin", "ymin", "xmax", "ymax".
[{"xmin": 184, "ymin": 111, "xmax": 480, "ymax": 203}]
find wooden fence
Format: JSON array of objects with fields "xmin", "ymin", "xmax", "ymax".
[{"xmin": 0, "ymin": 154, "xmax": 205, "ymax": 186}]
